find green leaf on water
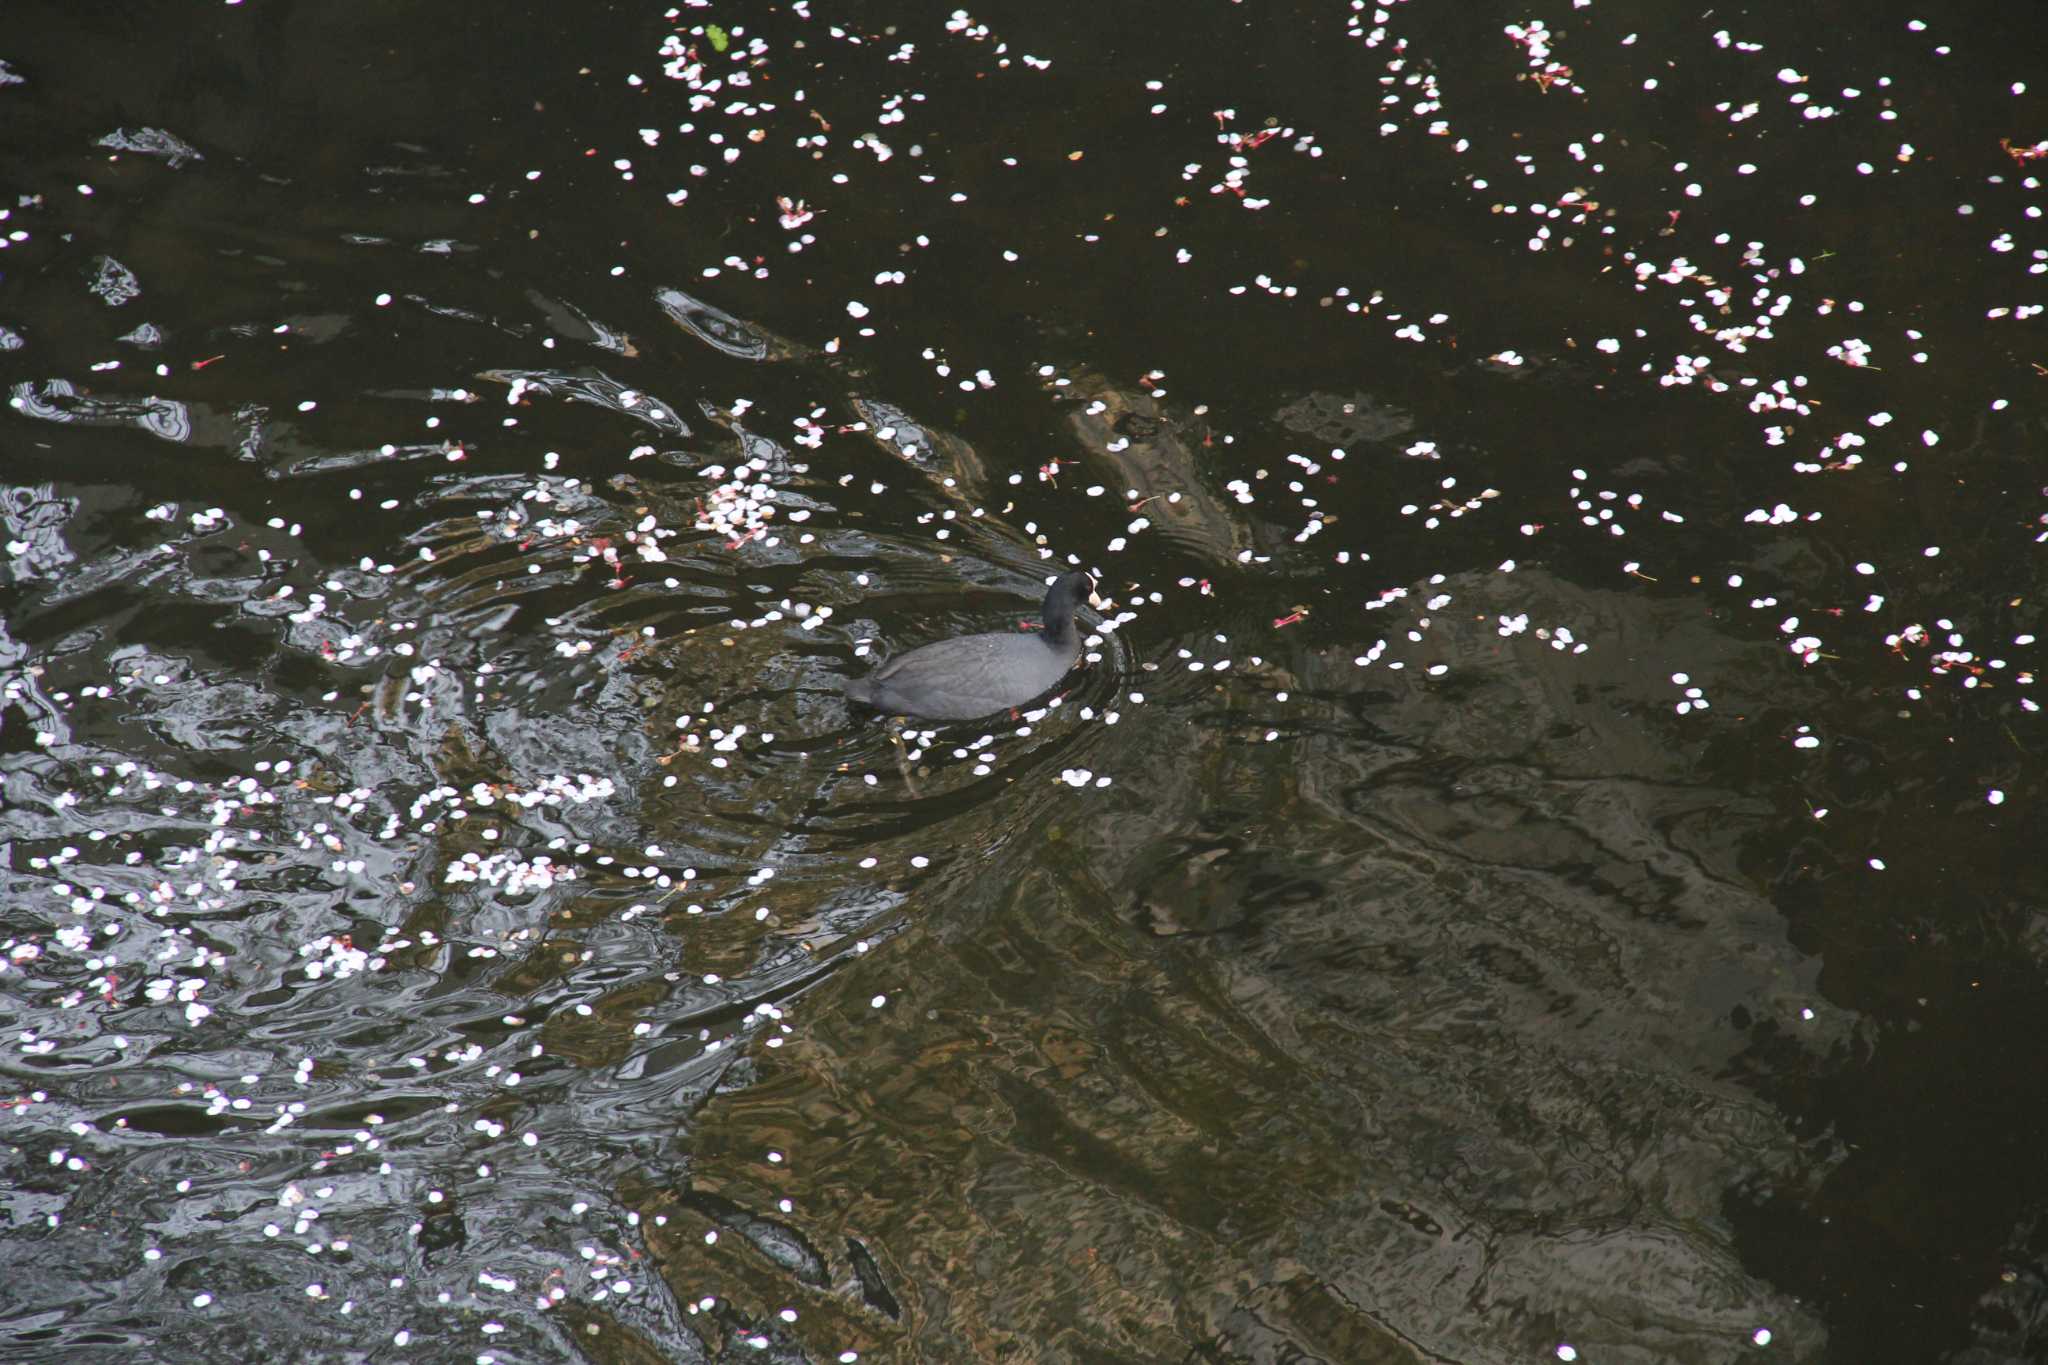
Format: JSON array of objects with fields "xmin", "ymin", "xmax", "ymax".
[{"xmin": 706, "ymin": 25, "xmax": 729, "ymax": 53}]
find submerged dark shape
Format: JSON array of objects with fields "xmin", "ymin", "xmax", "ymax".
[
  {"xmin": 1051, "ymin": 368, "xmax": 1256, "ymax": 567},
  {"xmin": 652, "ymin": 285, "xmax": 808, "ymax": 362},
  {"xmin": 845, "ymin": 572, "xmax": 1095, "ymax": 721}
]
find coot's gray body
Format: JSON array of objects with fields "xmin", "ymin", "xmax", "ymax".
[{"xmin": 845, "ymin": 571, "xmax": 1093, "ymax": 721}]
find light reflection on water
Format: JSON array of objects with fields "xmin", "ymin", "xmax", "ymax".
[{"xmin": 3, "ymin": 1, "xmax": 2045, "ymax": 1361}]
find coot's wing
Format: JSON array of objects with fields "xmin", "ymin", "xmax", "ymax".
[{"xmin": 859, "ymin": 632, "xmax": 1069, "ymax": 720}]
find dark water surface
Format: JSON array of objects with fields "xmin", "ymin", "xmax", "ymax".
[{"xmin": 4, "ymin": 2, "xmax": 2047, "ymax": 1361}]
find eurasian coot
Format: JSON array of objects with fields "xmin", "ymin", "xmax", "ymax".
[{"xmin": 844, "ymin": 571, "xmax": 1096, "ymax": 720}]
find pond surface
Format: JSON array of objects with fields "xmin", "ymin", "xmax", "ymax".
[{"xmin": 4, "ymin": 2, "xmax": 2047, "ymax": 1361}]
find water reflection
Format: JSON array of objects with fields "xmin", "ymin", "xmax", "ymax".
[{"xmin": 4, "ymin": 0, "xmax": 2045, "ymax": 1361}]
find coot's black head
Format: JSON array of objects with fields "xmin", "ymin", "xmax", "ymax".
[{"xmin": 1040, "ymin": 571, "xmax": 1095, "ymax": 648}]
